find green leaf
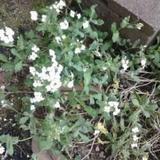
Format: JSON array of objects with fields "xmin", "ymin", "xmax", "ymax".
[
  {"xmin": 84, "ymin": 106, "xmax": 98, "ymax": 117},
  {"xmin": 38, "ymin": 138, "xmax": 53, "ymax": 150},
  {"xmin": 17, "ymin": 35, "xmax": 25, "ymax": 50},
  {"xmin": 83, "ymin": 69, "xmax": 92, "ymax": 94},
  {"xmin": 120, "ymin": 117, "xmax": 125, "ymax": 131},
  {"xmin": 0, "ymin": 54, "xmax": 8, "ymax": 62},
  {"xmin": 142, "ymin": 110, "xmax": 150, "ymax": 118},
  {"xmin": 11, "ymin": 48, "xmax": 22, "ymax": 59},
  {"xmin": 0, "ymin": 135, "xmax": 19, "ymax": 155},
  {"xmin": 2, "ymin": 63, "xmax": 15, "ymax": 72},
  {"xmin": 15, "ymin": 61, "xmax": 23, "ymax": 72},
  {"xmin": 92, "ymin": 19, "xmax": 104, "ymax": 26},
  {"xmin": 79, "ymin": 133, "xmax": 90, "ymax": 142},
  {"xmin": 111, "ymin": 23, "xmax": 117, "ymax": 33},
  {"xmin": 90, "ymin": 5, "xmax": 97, "ymax": 19},
  {"xmin": 132, "ymin": 98, "xmax": 139, "ymax": 106},
  {"xmin": 19, "ymin": 116, "xmax": 29, "ymax": 125},
  {"xmin": 112, "ymin": 31, "xmax": 120, "ymax": 43},
  {"xmin": 120, "ymin": 17, "xmax": 130, "ymax": 28}
]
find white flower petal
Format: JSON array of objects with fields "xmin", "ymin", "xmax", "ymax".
[{"xmin": 30, "ymin": 11, "xmax": 38, "ymax": 21}]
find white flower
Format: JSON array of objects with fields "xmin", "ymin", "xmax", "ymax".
[
  {"xmin": 70, "ymin": 10, "xmax": 76, "ymax": 18},
  {"xmin": 113, "ymin": 108, "xmax": 120, "ymax": 116},
  {"xmin": 94, "ymin": 130, "xmax": 100, "ymax": 135},
  {"xmin": 29, "ymin": 52, "xmax": 38, "ymax": 61},
  {"xmin": 95, "ymin": 51, "xmax": 101, "ymax": 57},
  {"xmin": 104, "ymin": 106, "xmax": 110, "ymax": 113},
  {"xmin": 1, "ymin": 100, "xmax": 8, "ymax": 107},
  {"xmin": 30, "ymin": 50, "xmax": 63, "ymax": 94},
  {"xmin": 141, "ymin": 58, "xmax": 146, "ymax": 69},
  {"xmin": 142, "ymin": 155, "xmax": 148, "ymax": 160},
  {"xmin": 131, "ymin": 143, "xmax": 138, "ymax": 148},
  {"xmin": 3, "ymin": 36, "xmax": 14, "ymax": 43},
  {"xmin": 108, "ymin": 101, "xmax": 119, "ymax": 108},
  {"xmin": 5, "ymin": 27, "xmax": 14, "ymax": 37},
  {"xmin": 41, "ymin": 15, "xmax": 47, "ymax": 22},
  {"xmin": 33, "ymin": 80, "xmax": 42, "ymax": 87},
  {"xmin": 49, "ymin": 49, "xmax": 56, "ymax": 59},
  {"xmin": 0, "ymin": 27, "xmax": 15, "ymax": 44},
  {"xmin": 133, "ymin": 134, "xmax": 139, "ymax": 141},
  {"xmin": 107, "ymin": 101, "xmax": 120, "ymax": 115},
  {"xmin": 132, "ymin": 127, "xmax": 139, "ymax": 133},
  {"xmin": 30, "ymin": 105, "xmax": 35, "ymax": 111},
  {"xmin": 75, "ymin": 47, "xmax": 81, "ymax": 54},
  {"xmin": 0, "ymin": 85, "xmax": 5, "ymax": 90},
  {"xmin": 0, "ymin": 29, "xmax": 4, "ymax": 38},
  {"xmin": 136, "ymin": 23, "xmax": 144, "ymax": 30},
  {"xmin": 55, "ymin": 36, "xmax": 62, "ymax": 44},
  {"xmin": 61, "ymin": 35, "xmax": 66, "ymax": 39},
  {"xmin": 29, "ymin": 45, "xmax": 40, "ymax": 60},
  {"xmin": 77, "ymin": 13, "xmax": 81, "ymax": 19},
  {"xmin": 58, "ymin": 0, "xmax": 66, "ymax": 9},
  {"xmin": 1, "ymin": 100, "xmax": 5, "ymax": 104},
  {"xmin": 60, "ymin": 19, "xmax": 69, "ymax": 30},
  {"xmin": 83, "ymin": 21, "xmax": 89, "ymax": 29},
  {"xmin": 121, "ymin": 57, "xmax": 129, "ymax": 71},
  {"xmin": 31, "ymin": 92, "xmax": 44, "ymax": 103},
  {"xmin": 4, "ymin": 118, "xmax": 7, "ymax": 121},
  {"xmin": 67, "ymin": 80, "xmax": 74, "ymax": 88},
  {"xmin": 54, "ymin": 101, "xmax": 60, "ymax": 108},
  {"xmin": 32, "ymin": 45, "xmax": 40, "ymax": 53},
  {"xmin": 29, "ymin": 67, "xmax": 36, "ymax": 76},
  {"xmin": 47, "ymin": 81, "xmax": 62, "ymax": 92},
  {"xmin": 0, "ymin": 144, "xmax": 5, "ymax": 154},
  {"xmin": 30, "ymin": 11, "xmax": 38, "ymax": 21},
  {"xmin": 81, "ymin": 44, "xmax": 86, "ymax": 51},
  {"xmin": 51, "ymin": 1, "xmax": 66, "ymax": 14}
]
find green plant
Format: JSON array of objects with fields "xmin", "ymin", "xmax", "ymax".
[{"xmin": 0, "ymin": 0, "xmax": 159, "ymax": 160}]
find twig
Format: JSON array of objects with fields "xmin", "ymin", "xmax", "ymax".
[
  {"xmin": 18, "ymin": 136, "xmax": 32, "ymax": 142},
  {"xmin": 81, "ymin": 134, "xmax": 98, "ymax": 160},
  {"xmin": 1, "ymin": 85, "xmax": 101, "ymax": 95}
]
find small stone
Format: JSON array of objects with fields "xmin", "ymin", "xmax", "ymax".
[{"xmin": 95, "ymin": 146, "xmax": 100, "ymax": 152}]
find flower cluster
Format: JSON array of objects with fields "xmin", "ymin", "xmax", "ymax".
[
  {"xmin": 69, "ymin": 10, "xmax": 81, "ymax": 19},
  {"xmin": 131, "ymin": 127, "xmax": 140, "ymax": 149},
  {"xmin": 50, "ymin": 0, "xmax": 66, "ymax": 14},
  {"xmin": 30, "ymin": 92, "xmax": 44, "ymax": 103},
  {"xmin": 74, "ymin": 39, "xmax": 86, "ymax": 54},
  {"xmin": 0, "ymin": 27, "xmax": 14, "ymax": 44},
  {"xmin": 30, "ymin": 1, "xmax": 66, "ymax": 23},
  {"xmin": 30, "ymin": 10, "xmax": 48, "ymax": 23},
  {"xmin": 29, "ymin": 49, "xmax": 63, "ymax": 95},
  {"xmin": 104, "ymin": 101, "xmax": 120, "ymax": 116},
  {"xmin": 121, "ymin": 56, "xmax": 129, "ymax": 72},
  {"xmin": 28, "ymin": 44, "xmax": 40, "ymax": 61}
]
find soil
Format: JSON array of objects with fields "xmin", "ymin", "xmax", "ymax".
[
  {"xmin": 0, "ymin": 108, "xmax": 32, "ymax": 160},
  {"xmin": 70, "ymin": 144, "xmax": 109, "ymax": 160}
]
